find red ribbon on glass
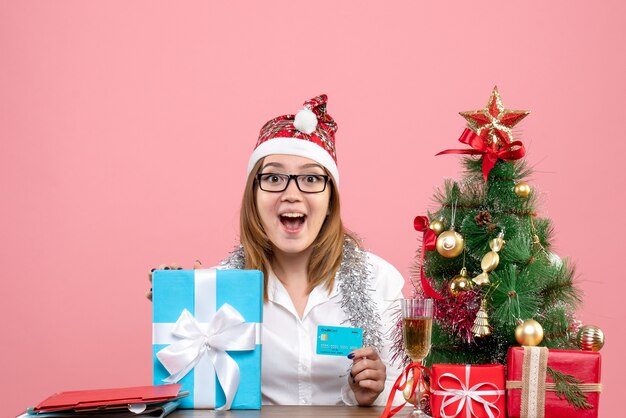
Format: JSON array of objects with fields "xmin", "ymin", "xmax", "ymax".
[
  {"xmin": 379, "ymin": 362, "xmax": 431, "ymax": 418},
  {"xmin": 436, "ymin": 128, "xmax": 526, "ymax": 181},
  {"xmin": 414, "ymin": 216, "xmax": 444, "ymax": 300}
]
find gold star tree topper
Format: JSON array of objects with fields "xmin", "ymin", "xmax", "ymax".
[{"xmin": 459, "ymin": 86, "xmax": 530, "ymax": 149}]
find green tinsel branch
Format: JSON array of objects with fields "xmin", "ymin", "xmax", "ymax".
[
  {"xmin": 499, "ymin": 234, "xmax": 532, "ymax": 265},
  {"xmin": 546, "ymin": 367, "xmax": 593, "ymax": 410},
  {"xmin": 463, "ymin": 157, "xmax": 532, "ymax": 181},
  {"xmin": 491, "ymin": 265, "xmax": 541, "ymax": 326},
  {"xmin": 432, "ymin": 180, "xmax": 463, "ymax": 208},
  {"xmin": 541, "ymin": 260, "xmax": 582, "ymax": 308},
  {"xmin": 460, "ymin": 210, "xmax": 520, "ymax": 256},
  {"xmin": 541, "ymin": 304, "xmax": 578, "ymax": 348},
  {"xmin": 533, "ymin": 218, "xmax": 554, "ymax": 250}
]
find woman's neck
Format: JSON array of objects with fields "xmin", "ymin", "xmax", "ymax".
[
  {"xmin": 271, "ymin": 247, "xmax": 311, "ymax": 285},
  {"xmin": 271, "ymin": 248, "xmax": 312, "ymax": 319}
]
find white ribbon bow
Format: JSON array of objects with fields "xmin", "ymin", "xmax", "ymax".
[
  {"xmin": 434, "ymin": 365, "xmax": 504, "ymax": 418},
  {"xmin": 156, "ymin": 304, "xmax": 257, "ymax": 410}
]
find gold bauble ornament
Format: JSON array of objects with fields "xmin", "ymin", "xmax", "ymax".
[
  {"xmin": 436, "ymin": 230, "xmax": 464, "ymax": 258},
  {"xmin": 449, "ymin": 267, "xmax": 472, "ymax": 296},
  {"xmin": 514, "ymin": 182, "xmax": 531, "ymax": 198},
  {"xmin": 515, "ymin": 319, "xmax": 544, "ymax": 346},
  {"xmin": 577, "ymin": 325, "xmax": 605, "ymax": 351},
  {"xmin": 402, "ymin": 377, "xmax": 430, "ymax": 406},
  {"xmin": 429, "ymin": 219, "xmax": 445, "ymax": 236},
  {"xmin": 472, "ymin": 299, "xmax": 491, "ymax": 338}
]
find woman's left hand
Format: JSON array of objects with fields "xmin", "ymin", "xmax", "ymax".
[{"xmin": 348, "ymin": 346, "xmax": 386, "ymax": 406}]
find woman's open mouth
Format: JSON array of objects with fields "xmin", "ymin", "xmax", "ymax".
[{"xmin": 280, "ymin": 213, "xmax": 306, "ymax": 232}]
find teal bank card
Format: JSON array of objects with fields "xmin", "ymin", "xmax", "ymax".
[{"xmin": 316, "ymin": 325, "xmax": 363, "ymax": 356}]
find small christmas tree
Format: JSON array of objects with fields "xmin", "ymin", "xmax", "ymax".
[{"xmin": 408, "ymin": 86, "xmax": 584, "ymax": 366}]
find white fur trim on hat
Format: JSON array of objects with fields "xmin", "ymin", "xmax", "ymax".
[{"xmin": 247, "ymin": 137, "xmax": 340, "ymax": 186}]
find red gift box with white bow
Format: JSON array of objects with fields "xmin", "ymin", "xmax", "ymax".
[{"xmin": 431, "ymin": 364, "xmax": 506, "ymax": 418}]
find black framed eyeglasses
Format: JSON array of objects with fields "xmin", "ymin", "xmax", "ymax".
[{"xmin": 256, "ymin": 173, "xmax": 330, "ymax": 193}]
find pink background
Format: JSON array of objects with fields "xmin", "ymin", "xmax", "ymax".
[{"xmin": 2, "ymin": 1, "xmax": 624, "ymax": 415}]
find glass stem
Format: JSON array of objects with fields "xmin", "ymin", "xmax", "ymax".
[{"xmin": 414, "ymin": 365, "xmax": 422, "ymax": 413}]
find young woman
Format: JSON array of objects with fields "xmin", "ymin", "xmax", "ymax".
[{"xmin": 150, "ymin": 95, "xmax": 405, "ymax": 406}]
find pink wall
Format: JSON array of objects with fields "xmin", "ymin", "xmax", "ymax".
[{"xmin": 2, "ymin": 1, "xmax": 623, "ymax": 415}]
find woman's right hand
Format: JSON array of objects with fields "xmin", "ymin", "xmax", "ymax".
[{"xmin": 145, "ymin": 260, "xmax": 203, "ymax": 301}]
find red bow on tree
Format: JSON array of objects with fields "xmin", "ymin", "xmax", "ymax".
[
  {"xmin": 414, "ymin": 216, "xmax": 444, "ymax": 300},
  {"xmin": 436, "ymin": 128, "xmax": 526, "ymax": 181}
]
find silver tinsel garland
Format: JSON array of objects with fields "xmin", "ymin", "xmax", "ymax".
[
  {"xmin": 221, "ymin": 235, "xmax": 383, "ymax": 352},
  {"xmin": 337, "ymin": 237, "xmax": 383, "ymax": 351}
]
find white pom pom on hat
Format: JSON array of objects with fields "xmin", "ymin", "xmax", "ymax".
[{"xmin": 293, "ymin": 107, "xmax": 318, "ymax": 134}]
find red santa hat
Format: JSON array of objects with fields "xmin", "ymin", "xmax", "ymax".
[{"xmin": 247, "ymin": 94, "xmax": 339, "ymax": 185}]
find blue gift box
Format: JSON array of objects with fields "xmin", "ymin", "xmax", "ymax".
[{"xmin": 152, "ymin": 268, "xmax": 263, "ymax": 409}]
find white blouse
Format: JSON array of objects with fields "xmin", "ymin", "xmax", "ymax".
[{"xmin": 260, "ymin": 252, "xmax": 405, "ymax": 406}]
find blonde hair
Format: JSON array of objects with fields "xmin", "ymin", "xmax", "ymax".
[{"xmin": 239, "ymin": 158, "xmax": 358, "ymax": 300}]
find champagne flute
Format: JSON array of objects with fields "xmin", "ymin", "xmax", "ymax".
[{"xmin": 401, "ymin": 298, "xmax": 433, "ymax": 418}]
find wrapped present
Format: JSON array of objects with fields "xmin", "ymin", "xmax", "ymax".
[
  {"xmin": 152, "ymin": 268, "xmax": 263, "ymax": 410},
  {"xmin": 506, "ymin": 347, "xmax": 602, "ymax": 418},
  {"xmin": 431, "ymin": 364, "xmax": 506, "ymax": 418}
]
